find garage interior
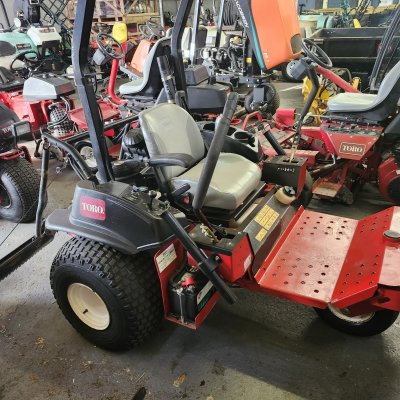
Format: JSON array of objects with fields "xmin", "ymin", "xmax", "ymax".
[{"xmin": 1, "ymin": 1, "xmax": 400, "ymax": 399}]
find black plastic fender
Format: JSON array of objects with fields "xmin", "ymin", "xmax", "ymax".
[{"xmin": 45, "ymin": 180, "xmax": 189, "ymax": 254}]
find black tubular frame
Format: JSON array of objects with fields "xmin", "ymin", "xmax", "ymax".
[
  {"xmin": 189, "ymin": 0, "xmax": 202, "ymax": 64},
  {"xmin": 72, "ymin": 0, "xmax": 197, "ymax": 181},
  {"xmin": 170, "ymin": 0, "xmax": 193, "ymax": 94},
  {"xmin": 0, "ymin": 0, "xmax": 11, "ymax": 29},
  {"xmin": 72, "ymin": 0, "xmax": 114, "ymax": 183}
]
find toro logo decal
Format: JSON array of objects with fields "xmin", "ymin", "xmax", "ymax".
[
  {"xmin": 339, "ymin": 142, "xmax": 367, "ymax": 156},
  {"xmin": 80, "ymin": 196, "xmax": 106, "ymax": 221}
]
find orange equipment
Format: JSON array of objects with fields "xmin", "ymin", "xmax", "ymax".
[
  {"xmin": 130, "ymin": 40, "xmax": 152, "ymax": 75},
  {"xmin": 236, "ymin": 0, "xmax": 302, "ymax": 70}
]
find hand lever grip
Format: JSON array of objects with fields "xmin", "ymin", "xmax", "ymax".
[{"xmin": 192, "ymin": 92, "xmax": 238, "ymax": 211}]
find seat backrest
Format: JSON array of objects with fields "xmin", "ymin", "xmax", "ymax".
[
  {"xmin": 139, "ymin": 103, "xmax": 205, "ymax": 180},
  {"xmin": 374, "ymin": 60, "xmax": 400, "ymax": 112},
  {"xmin": 130, "ymin": 39, "xmax": 152, "ymax": 73},
  {"xmin": 140, "ymin": 37, "xmax": 169, "ymax": 84},
  {"xmin": 357, "ymin": 60, "xmax": 400, "ymax": 120}
]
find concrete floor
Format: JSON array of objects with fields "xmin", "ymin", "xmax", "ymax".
[{"xmin": 0, "ymin": 81, "xmax": 399, "ymax": 400}]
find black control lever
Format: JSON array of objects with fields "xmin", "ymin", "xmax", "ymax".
[
  {"xmin": 289, "ymin": 63, "xmax": 319, "ymax": 162},
  {"xmin": 253, "ymin": 123, "xmax": 286, "ymax": 156},
  {"xmin": 162, "ymin": 210, "xmax": 237, "ymax": 305},
  {"xmin": 157, "ymin": 55, "xmax": 176, "ymax": 104}
]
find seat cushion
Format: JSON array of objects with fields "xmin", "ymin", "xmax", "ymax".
[
  {"xmin": 171, "ymin": 153, "xmax": 262, "ymax": 210},
  {"xmin": 119, "ymin": 77, "xmax": 145, "ymax": 95},
  {"xmin": 328, "ymin": 92, "xmax": 377, "ymax": 113}
]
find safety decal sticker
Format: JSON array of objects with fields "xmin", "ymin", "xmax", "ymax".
[
  {"xmin": 254, "ymin": 204, "xmax": 279, "ymax": 241},
  {"xmin": 155, "ymin": 243, "xmax": 177, "ymax": 273}
]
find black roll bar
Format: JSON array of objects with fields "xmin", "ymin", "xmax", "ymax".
[
  {"xmin": 72, "ymin": 0, "xmax": 114, "ymax": 183},
  {"xmin": 170, "ymin": 0, "xmax": 193, "ymax": 94}
]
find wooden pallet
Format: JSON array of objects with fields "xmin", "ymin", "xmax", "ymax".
[{"xmin": 67, "ymin": 0, "xmax": 158, "ymax": 25}]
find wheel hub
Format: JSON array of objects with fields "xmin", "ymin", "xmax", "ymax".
[
  {"xmin": 328, "ymin": 304, "xmax": 374, "ymax": 324},
  {"xmin": 67, "ymin": 283, "xmax": 110, "ymax": 330},
  {"xmin": 79, "ymin": 146, "xmax": 97, "ymax": 168}
]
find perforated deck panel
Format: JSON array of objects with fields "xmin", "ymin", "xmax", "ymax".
[
  {"xmin": 332, "ymin": 207, "xmax": 397, "ymax": 308},
  {"xmin": 256, "ymin": 210, "xmax": 357, "ymax": 308},
  {"xmin": 255, "ymin": 207, "xmax": 400, "ymax": 309}
]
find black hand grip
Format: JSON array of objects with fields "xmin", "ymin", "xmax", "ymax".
[
  {"xmin": 157, "ymin": 55, "xmax": 171, "ymax": 76},
  {"xmin": 192, "ymin": 92, "xmax": 238, "ymax": 211},
  {"xmin": 157, "ymin": 55, "xmax": 176, "ymax": 103},
  {"xmin": 223, "ymin": 92, "xmax": 239, "ymax": 121}
]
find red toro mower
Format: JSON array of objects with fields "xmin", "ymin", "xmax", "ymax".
[
  {"xmin": 1, "ymin": 0, "xmax": 400, "ymax": 352},
  {"xmin": 0, "ymin": 64, "xmax": 126, "ymax": 166},
  {"xmin": 259, "ymin": 17, "xmax": 400, "ymax": 205}
]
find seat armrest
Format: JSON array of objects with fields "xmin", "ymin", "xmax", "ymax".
[{"xmin": 148, "ymin": 153, "xmax": 195, "ymax": 168}]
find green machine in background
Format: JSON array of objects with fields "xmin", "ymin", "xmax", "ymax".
[
  {"xmin": 0, "ymin": 0, "xmax": 68, "ymax": 74},
  {"xmin": 0, "ymin": 0, "xmax": 38, "ymax": 70}
]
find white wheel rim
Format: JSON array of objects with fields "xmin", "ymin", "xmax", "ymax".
[
  {"xmin": 80, "ymin": 146, "xmax": 97, "ymax": 168},
  {"xmin": 67, "ymin": 283, "xmax": 110, "ymax": 330},
  {"xmin": 328, "ymin": 304, "xmax": 374, "ymax": 325}
]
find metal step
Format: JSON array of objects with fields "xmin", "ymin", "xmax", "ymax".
[{"xmin": 255, "ymin": 207, "xmax": 400, "ymax": 308}]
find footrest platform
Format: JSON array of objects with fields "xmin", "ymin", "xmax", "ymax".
[{"xmin": 255, "ymin": 207, "xmax": 400, "ymax": 309}]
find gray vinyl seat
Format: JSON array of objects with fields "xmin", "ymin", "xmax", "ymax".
[
  {"xmin": 139, "ymin": 103, "xmax": 262, "ymax": 210},
  {"xmin": 119, "ymin": 37, "xmax": 169, "ymax": 96},
  {"xmin": 327, "ymin": 60, "xmax": 400, "ymax": 121}
]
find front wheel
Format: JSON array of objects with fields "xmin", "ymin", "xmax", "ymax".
[
  {"xmin": 244, "ymin": 84, "xmax": 280, "ymax": 117},
  {"xmin": 0, "ymin": 158, "xmax": 41, "ymax": 222},
  {"xmin": 314, "ymin": 305, "xmax": 399, "ymax": 336},
  {"xmin": 74, "ymin": 141, "xmax": 97, "ymax": 169},
  {"xmin": 50, "ymin": 237, "xmax": 163, "ymax": 350},
  {"xmin": 75, "ymin": 137, "xmax": 114, "ymax": 170}
]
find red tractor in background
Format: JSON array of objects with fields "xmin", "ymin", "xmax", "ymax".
[
  {"xmin": 257, "ymin": 32, "xmax": 400, "ymax": 206},
  {"xmin": 0, "ymin": 65, "xmax": 123, "ymax": 166}
]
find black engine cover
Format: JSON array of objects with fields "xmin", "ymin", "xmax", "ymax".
[{"xmin": 187, "ymin": 82, "xmax": 229, "ymax": 114}]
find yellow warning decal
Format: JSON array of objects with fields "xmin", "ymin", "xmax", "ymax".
[
  {"xmin": 246, "ymin": 57, "xmax": 252, "ymax": 63},
  {"xmin": 254, "ymin": 205, "xmax": 280, "ymax": 241},
  {"xmin": 255, "ymin": 228, "xmax": 268, "ymax": 241}
]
